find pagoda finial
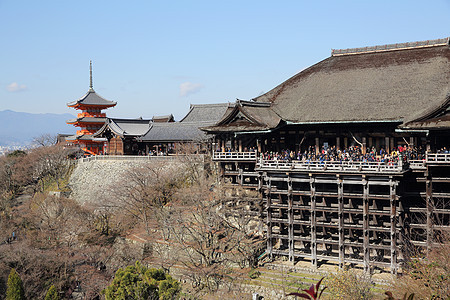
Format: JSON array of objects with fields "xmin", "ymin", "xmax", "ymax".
[{"xmin": 89, "ymin": 60, "xmax": 93, "ymax": 91}]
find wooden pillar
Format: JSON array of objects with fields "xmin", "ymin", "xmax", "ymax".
[
  {"xmin": 409, "ymin": 136, "xmax": 414, "ymax": 148},
  {"xmin": 267, "ymin": 178, "xmax": 273, "ymax": 260},
  {"xmin": 257, "ymin": 139, "xmax": 261, "ymax": 153},
  {"xmin": 362, "ymin": 137, "xmax": 367, "ymax": 155},
  {"xmin": 385, "ymin": 137, "xmax": 390, "ymax": 153},
  {"xmin": 310, "ymin": 174, "xmax": 317, "ymax": 268},
  {"xmin": 344, "ymin": 137, "xmax": 348, "ymax": 149},
  {"xmin": 363, "ymin": 177, "xmax": 370, "ymax": 272},
  {"xmin": 336, "ymin": 137, "xmax": 341, "ymax": 150},
  {"xmin": 238, "ymin": 167, "xmax": 243, "ymax": 185},
  {"xmin": 315, "ymin": 137, "xmax": 320, "ymax": 155},
  {"xmin": 390, "ymin": 137, "xmax": 395, "ymax": 153},
  {"xmin": 221, "ymin": 139, "xmax": 225, "ymax": 152},
  {"xmin": 426, "ymin": 168, "xmax": 433, "ymax": 252},
  {"xmin": 338, "ymin": 175, "xmax": 344, "ymax": 269},
  {"xmin": 239, "ymin": 139, "xmax": 243, "ymax": 152},
  {"xmin": 375, "ymin": 138, "xmax": 380, "ymax": 153},
  {"xmin": 368, "ymin": 137, "xmax": 373, "ymax": 149},
  {"xmin": 288, "ymin": 174, "xmax": 294, "ymax": 263},
  {"xmin": 390, "ymin": 178, "xmax": 398, "ymax": 274}
]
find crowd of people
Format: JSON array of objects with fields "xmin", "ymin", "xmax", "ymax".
[{"xmin": 257, "ymin": 144, "xmax": 427, "ymax": 164}]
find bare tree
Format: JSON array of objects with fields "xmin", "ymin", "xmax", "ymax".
[
  {"xmin": 165, "ymin": 180, "xmax": 264, "ymax": 293},
  {"xmin": 32, "ymin": 134, "xmax": 58, "ymax": 147},
  {"xmin": 111, "ymin": 161, "xmax": 184, "ymax": 235},
  {"xmin": 29, "ymin": 144, "xmax": 72, "ymax": 191}
]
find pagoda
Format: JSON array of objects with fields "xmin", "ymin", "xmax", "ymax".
[{"xmin": 66, "ymin": 62, "xmax": 117, "ymax": 155}]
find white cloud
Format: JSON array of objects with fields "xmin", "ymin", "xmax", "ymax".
[
  {"xmin": 179, "ymin": 82, "xmax": 203, "ymax": 97},
  {"xmin": 6, "ymin": 82, "xmax": 27, "ymax": 92}
]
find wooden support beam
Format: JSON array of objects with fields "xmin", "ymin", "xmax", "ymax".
[
  {"xmin": 426, "ymin": 168, "xmax": 433, "ymax": 252},
  {"xmin": 363, "ymin": 178, "xmax": 370, "ymax": 272},
  {"xmin": 238, "ymin": 167, "xmax": 243, "ymax": 185},
  {"xmin": 267, "ymin": 178, "xmax": 273, "ymax": 260},
  {"xmin": 338, "ymin": 175, "xmax": 344, "ymax": 269},
  {"xmin": 390, "ymin": 177, "xmax": 398, "ymax": 274},
  {"xmin": 315, "ymin": 137, "xmax": 320, "ymax": 155},
  {"xmin": 288, "ymin": 174, "xmax": 294, "ymax": 263},
  {"xmin": 362, "ymin": 136, "xmax": 367, "ymax": 154},
  {"xmin": 385, "ymin": 137, "xmax": 390, "ymax": 153},
  {"xmin": 310, "ymin": 174, "xmax": 317, "ymax": 268}
]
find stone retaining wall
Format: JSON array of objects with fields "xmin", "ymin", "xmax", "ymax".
[{"xmin": 68, "ymin": 157, "xmax": 192, "ymax": 206}]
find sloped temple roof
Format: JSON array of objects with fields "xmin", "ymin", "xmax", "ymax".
[
  {"xmin": 203, "ymin": 100, "xmax": 281, "ymax": 132},
  {"xmin": 255, "ymin": 38, "xmax": 450, "ymax": 125},
  {"xmin": 206, "ymin": 38, "xmax": 450, "ymax": 132},
  {"xmin": 67, "ymin": 89, "xmax": 117, "ymax": 107},
  {"xmin": 140, "ymin": 103, "xmax": 231, "ymax": 142},
  {"xmin": 94, "ymin": 118, "xmax": 152, "ymax": 138}
]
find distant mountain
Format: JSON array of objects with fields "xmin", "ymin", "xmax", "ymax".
[{"xmin": 0, "ymin": 110, "xmax": 76, "ymax": 147}]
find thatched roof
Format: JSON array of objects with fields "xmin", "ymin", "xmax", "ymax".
[{"xmin": 252, "ymin": 40, "xmax": 450, "ymax": 126}]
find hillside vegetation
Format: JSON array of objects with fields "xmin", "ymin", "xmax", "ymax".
[{"xmin": 0, "ymin": 145, "xmax": 448, "ymax": 299}]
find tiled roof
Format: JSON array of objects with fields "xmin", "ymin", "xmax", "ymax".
[
  {"xmin": 141, "ymin": 103, "xmax": 231, "ymax": 142},
  {"xmin": 180, "ymin": 103, "xmax": 232, "ymax": 123},
  {"xmin": 95, "ymin": 118, "xmax": 152, "ymax": 137},
  {"xmin": 152, "ymin": 114, "xmax": 175, "ymax": 122},
  {"xmin": 67, "ymin": 89, "xmax": 117, "ymax": 107},
  {"xmin": 140, "ymin": 122, "xmax": 211, "ymax": 142},
  {"xmin": 66, "ymin": 117, "xmax": 106, "ymax": 124}
]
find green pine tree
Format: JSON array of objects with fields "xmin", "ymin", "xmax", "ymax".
[
  {"xmin": 102, "ymin": 261, "xmax": 181, "ymax": 300},
  {"xmin": 6, "ymin": 268, "xmax": 25, "ymax": 300},
  {"xmin": 44, "ymin": 285, "xmax": 59, "ymax": 300}
]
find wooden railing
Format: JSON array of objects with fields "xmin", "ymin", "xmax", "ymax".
[
  {"xmin": 426, "ymin": 153, "xmax": 450, "ymax": 163},
  {"xmin": 256, "ymin": 159, "xmax": 405, "ymax": 172},
  {"xmin": 212, "ymin": 151, "xmax": 258, "ymax": 161},
  {"xmin": 79, "ymin": 155, "xmax": 203, "ymax": 163},
  {"xmin": 409, "ymin": 160, "xmax": 426, "ymax": 170}
]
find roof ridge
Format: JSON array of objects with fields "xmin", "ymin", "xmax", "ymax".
[
  {"xmin": 189, "ymin": 103, "xmax": 230, "ymax": 107},
  {"xmin": 332, "ymin": 37, "xmax": 449, "ymax": 56}
]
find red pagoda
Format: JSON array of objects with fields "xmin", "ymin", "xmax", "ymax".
[{"xmin": 66, "ymin": 62, "xmax": 116, "ymax": 155}]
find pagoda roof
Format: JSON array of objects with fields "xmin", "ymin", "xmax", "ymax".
[
  {"xmin": 67, "ymin": 88, "xmax": 117, "ymax": 108},
  {"xmin": 65, "ymin": 134, "xmax": 107, "ymax": 142},
  {"xmin": 250, "ymin": 37, "xmax": 450, "ymax": 126},
  {"xmin": 66, "ymin": 117, "xmax": 107, "ymax": 124}
]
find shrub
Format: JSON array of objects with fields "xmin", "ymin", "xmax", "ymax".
[
  {"xmin": 248, "ymin": 269, "xmax": 261, "ymax": 279},
  {"xmin": 6, "ymin": 268, "xmax": 25, "ymax": 300},
  {"xmin": 44, "ymin": 285, "xmax": 59, "ymax": 300},
  {"xmin": 325, "ymin": 268, "xmax": 374, "ymax": 300},
  {"xmin": 102, "ymin": 261, "xmax": 181, "ymax": 300}
]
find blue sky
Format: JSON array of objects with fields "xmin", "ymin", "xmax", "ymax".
[{"xmin": 0, "ymin": 0, "xmax": 449, "ymax": 120}]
